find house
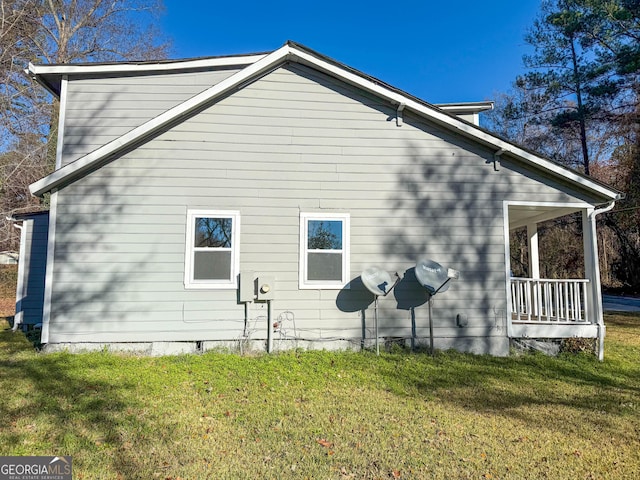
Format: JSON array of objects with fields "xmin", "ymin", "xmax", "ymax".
[
  {"xmin": 0, "ymin": 251, "xmax": 19, "ymax": 265},
  {"xmin": 20, "ymin": 41, "xmax": 622, "ymax": 358}
]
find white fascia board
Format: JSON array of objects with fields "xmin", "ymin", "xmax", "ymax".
[
  {"xmin": 289, "ymin": 47, "xmax": 621, "ymax": 202},
  {"xmin": 55, "ymin": 76, "xmax": 68, "ymax": 170},
  {"xmin": 30, "ymin": 46, "xmax": 292, "ymax": 197},
  {"xmin": 27, "ymin": 54, "xmax": 266, "ymax": 77}
]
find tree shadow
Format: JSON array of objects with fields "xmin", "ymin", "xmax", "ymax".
[
  {"xmin": 372, "ymin": 348, "xmax": 640, "ymax": 440},
  {"xmin": 373, "ymin": 131, "xmax": 513, "ymax": 352},
  {"xmin": 0, "ymin": 322, "xmax": 151, "ymax": 476}
]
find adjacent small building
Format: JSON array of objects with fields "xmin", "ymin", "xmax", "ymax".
[
  {"xmin": 10, "ymin": 211, "xmax": 49, "ymax": 331},
  {"xmin": 21, "ymin": 41, "xmax": 622, "ymax": 357}
]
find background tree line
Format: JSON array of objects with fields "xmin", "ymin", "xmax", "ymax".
[
  {"xmin": 485, "ymin": 0, "xmax": 639, "ymax": 292},
  {"xmin": 0, "ymin": 0, "xmax": 169, "ymax": 251},
  {"xmin": 1, "ymin": 0, "xmax": 637, "ymax": 292}
]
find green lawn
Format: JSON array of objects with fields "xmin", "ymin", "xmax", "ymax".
[{"xmin": 1, "ymin": 314, "xmax": 639, "ymax": 479}]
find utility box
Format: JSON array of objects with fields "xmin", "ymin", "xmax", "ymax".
[
  {"xmin": 239, "ymin": 271, "xmax": 255, "ymax": 303},
  {"xmin": 256, "ymin": 276, "xmax": 275, "ymax": 301}
]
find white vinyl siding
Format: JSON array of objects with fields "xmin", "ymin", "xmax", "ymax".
[
  {"xmin": 184, "ymin": 210, "xmax": 240, "ymax": 289},
  {"xmin": 299, "ymin": 212, "xmax": 350, "ymax": 289}
]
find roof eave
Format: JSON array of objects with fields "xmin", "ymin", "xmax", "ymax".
[
  {"xmin": 436, "ymin": 101, "xmax": 495, "ymax": 114},
  {"xmin": 29, "ymin": 42, "xmax": 624, "ymax": 203},
  {"xmin": 286, "ymin": 46, "xmax": 621, "ymax": 202},
  {"xmin": 26, "ymin": 53, "xmax": 269, "ymax": 98}
]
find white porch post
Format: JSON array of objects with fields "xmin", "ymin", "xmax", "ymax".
[
  {"xmin": 583, "ymin": 208, "xmax": 605, "ymax": 360},
  {"xmin": 527, "ymin": 222, "xmax": 540, "ymax": 279}
]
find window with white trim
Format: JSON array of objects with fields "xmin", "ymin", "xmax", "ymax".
[
  {"xmin": 184, "ymin": 210, "xmax": 240, "ymax": 289},
  {"xmin": 299, "ymin": 212, "xmax": 350, "ymax": 289}
]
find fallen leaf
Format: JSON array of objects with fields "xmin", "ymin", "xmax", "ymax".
[
  {"xmin": 317, "ymin": 438, "xmax": 333, "ymax": 448},
  {"xmin": 392, "ymin": 469, "xmax": 401, "ymax": 478},
  {"xmin": 340, "ymin": 467, "xmax": 355, "ymax": 479}
]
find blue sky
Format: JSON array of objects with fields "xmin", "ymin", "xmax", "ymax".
[{"xmin": 161, "ymin": 1, "xmax": 541, "ymax": 104}]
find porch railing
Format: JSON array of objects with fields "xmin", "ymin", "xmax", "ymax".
[{"xmin": 510, "ymin": 278, "xmax": 590, "ymax": 324}]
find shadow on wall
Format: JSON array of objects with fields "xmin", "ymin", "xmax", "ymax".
[
  {"xmin": 394, "ymin": 268, "xmax": 430, "ymax": 311},
  {"xmin": 337, "ymin": 133, "xmax": 515, "ymax": 350},
  {"xmin": 335, "ymin": 268, "xmax": 433, "ymax": 348},
  {"xmin": 384, "ymin": 137, "xmax": 514, "ymax": 339},
  {"xmin": 40, "ymin": 99, "xmax": 157, "ymax": 341},
  {"xmin": 49, "ymin": 166, "xmax": 156, "ymax": 338}
]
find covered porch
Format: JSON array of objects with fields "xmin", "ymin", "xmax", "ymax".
[{"xmin": 503, "ymin": 201, "xmax": 613, "ymax": 359}]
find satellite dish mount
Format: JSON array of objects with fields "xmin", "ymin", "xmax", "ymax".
[
  {"xmin": 361, "ymin": 267, "xmax": 400, "ymax": 355},
  {"xmin": 414, "ymin": 259, "xmax": 460, "ymax": 355}
]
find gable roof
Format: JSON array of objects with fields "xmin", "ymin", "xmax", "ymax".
[{"xmin": 28, "ymin": 41, "xmax": 623, "ymax": 202}]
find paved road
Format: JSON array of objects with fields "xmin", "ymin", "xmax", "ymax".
[{"xmin": 603, "ymin": 295, "xmax": 640, "ymax": 312}]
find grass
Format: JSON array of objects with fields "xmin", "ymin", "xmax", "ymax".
[
  {"xmin": 0, "ymin": 314, "xmax": 639, "ymax": 479},
  {"xmin": 0, "ymin": 265, "xmax": 17, "ymax": 316}
]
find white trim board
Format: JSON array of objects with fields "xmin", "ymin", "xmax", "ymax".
[
  {"xmin": 54, "ymin": 76, "xmax": 68, "ymax": 170},
  {"xmin": 13, "ymin": 221, "xmax": 29, "ymax": 329},
  {"xmin": 40, "ymin": 190, "xmax": 58, "ymax": 344},
  {"xmin": 510, "ymin": 323, "xmax": 598, "ymax": 338},
  {"xmin": 27, "ymin": 54, "xmax": 267, "ymax": 96}
]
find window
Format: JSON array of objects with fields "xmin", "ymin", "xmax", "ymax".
[
  {"xmin": 299, "ymin": 212, "xmax": 350, "ymax": 289},
  {"xmin": 184, "ymin": 210, "xmax": 240, "ymax": 289}
]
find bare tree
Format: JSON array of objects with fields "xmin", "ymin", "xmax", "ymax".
[
  {"xmin": 0, "ymin": 1, "xmax": 44, "ymax": 147},
  {"xmin": 0, "ymin": 0, "xmax": 171, "ymax": 251},
  {"xmin": 37, "ymin": 0, "xmax": 169, "ymax": 64}
]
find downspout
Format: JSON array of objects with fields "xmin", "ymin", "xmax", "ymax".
[{"xmin": 589, "ymin": 200, "xmax": 616, "ymax": 361}]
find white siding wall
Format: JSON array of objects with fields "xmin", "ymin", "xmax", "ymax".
[
  {"xmin": 61, "ymin": 68, "xmax": 241, "ymax": 166},
  {"xmin": 48, "ymin": 64, "xmax": 595, "ymax": 353}
]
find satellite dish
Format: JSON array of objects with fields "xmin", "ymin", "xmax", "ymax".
[
  {"xmin": 360, "ymin": 266, "xmax": 399, "ymax": 356},
  {"xmin": 361, "ymin": 266, "xmax": 393, "ymax": 297},
  {"xmin": 415, "ymin": 259, "xmax": 458, "ymax": 295}
]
